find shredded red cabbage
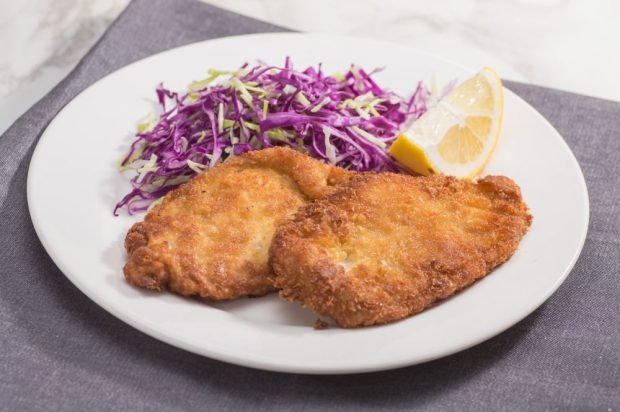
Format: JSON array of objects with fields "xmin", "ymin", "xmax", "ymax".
[{"xmin": 115, "ymin": 58, "xmax": 432, "ymax": 215}]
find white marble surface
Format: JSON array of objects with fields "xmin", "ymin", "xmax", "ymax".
[
  {"xmin": 1, "ymin": 0, "xmax": 618, "ymax": 135},
  {"xmin": 0, "ymin": 0, "xmax": 130, "ymax": 135}
]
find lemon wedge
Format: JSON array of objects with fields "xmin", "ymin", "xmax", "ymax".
[{"xmin": 389, "ymin": 67, "xmax": 504, "ymax": 178}]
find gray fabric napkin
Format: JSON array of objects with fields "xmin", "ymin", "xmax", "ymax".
[{"xmin": 1, "ymin": 0, "xmax": 618, "ymax": 410}]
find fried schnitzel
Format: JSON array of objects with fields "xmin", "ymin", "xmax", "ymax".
[
  {"xmin": 124, "ymin": 147, "xmax": 350, "ymax": 300},
  {"xmin": 271, "ymin": 173, "xmax": 532, "ymax": 327}
]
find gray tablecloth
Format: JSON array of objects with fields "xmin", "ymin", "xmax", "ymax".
[{"xmin": 1, "ymin": 0, "xmax": 618, "ymax": 410}]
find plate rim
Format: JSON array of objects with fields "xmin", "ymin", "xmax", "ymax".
[{"xmin": 26, "ymin": 32, "xmax": 590, "ymax": 374}]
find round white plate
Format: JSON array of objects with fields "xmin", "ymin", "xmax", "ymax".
[{"xmin": 27, "ymin": 33, "xmax": 589, "ymax": 374}]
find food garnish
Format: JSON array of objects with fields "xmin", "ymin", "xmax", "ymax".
[
  {"xmin": 115, "ymin": 58, "xmax": 433, "ymax": 214},
  {"xmin": 388, "ymin": 67, "xmax": 504, "ymax": 178}
]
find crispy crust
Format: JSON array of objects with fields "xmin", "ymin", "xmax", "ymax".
[
  {"xmin": 124, "ymin": 147, "xmax": 350, "ymax": 300},
  {"xmin": 270, "ymin": 173, "xmax": 532, "ymax": 327}
]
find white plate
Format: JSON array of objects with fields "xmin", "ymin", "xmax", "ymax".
[{"xmin": 27, "ymin": 33, "xmax": 589, "ymax": 374}]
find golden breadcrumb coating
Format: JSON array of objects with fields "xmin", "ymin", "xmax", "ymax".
[
  {"xmin": 271, "ymin": 173, "xmax": 532, "ymax": 327},
  {"xmin": 124, "ymin": 147, "xmax": 350, "ymax": 300}
]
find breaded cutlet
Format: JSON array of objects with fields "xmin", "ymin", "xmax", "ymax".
[
  {"xmin": 271, "ymin": 173, "xmax": 532, "ymax": 327},
  {"xmin": 124, "ymin": 147, "xmax": 350, "ymax": 300}
]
